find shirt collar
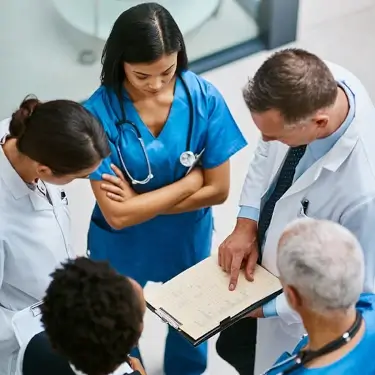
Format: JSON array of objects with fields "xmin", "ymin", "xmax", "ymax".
[
  {"xmin": 71, "ymin": 361, "xmax": 133, "ymax": 375},
  {"xmin": 307, "ymin": 80, "xmax": 356, "ymax": 161},
  {"xmin": 0, "ymin": 128, "xmax": 31, "ymax": 200}
]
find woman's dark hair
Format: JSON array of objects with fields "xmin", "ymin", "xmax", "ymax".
[
  {"xmin": 41, "ymin": 257, "xmax": 144, "ymax": 375},
  {"xmin": 9, "ymin": 96, "xmax": 110, "ymax": 175},
  {"xmin": 101, "ymin": 2, "xmax": 188, "ymax": 88}
]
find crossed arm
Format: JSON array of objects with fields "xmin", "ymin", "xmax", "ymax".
[{"xmin": 91, "ymin": 162, "xmax": 230, "ymax": 230}]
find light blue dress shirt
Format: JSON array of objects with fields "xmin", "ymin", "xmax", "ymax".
[{"xmin": 239, "ymin": 81, "xmax": 356, "ymax": 317}]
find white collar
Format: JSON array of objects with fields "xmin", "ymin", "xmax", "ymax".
[
  {"xmin": 71, "ymin": 361, "xmax": 133, "ymax": 375},
  {"xmin": 0, "ymin": 124, "xmax": 31, "ymax": 200}
]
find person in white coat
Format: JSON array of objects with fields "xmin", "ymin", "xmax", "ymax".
[
  {"xmin": 216, "ymin": 48, "xmax": 375, "ymax": 374},
  {"xmin": 0, "ymin": 96, "xmax": 110, "ymax": 375}
]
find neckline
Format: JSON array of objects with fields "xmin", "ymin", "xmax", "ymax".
[{"xmin": 123, "ymin": 75, "xmax": 182, "ymax": 140}]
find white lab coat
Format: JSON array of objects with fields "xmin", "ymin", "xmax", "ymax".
[
  {"xmin": 0, "ymin": 119, "xmax": 73, "ymax": 375},
  {"xmin": 239, "ymin": 62, "xmax": 375, "ymax": 373}
]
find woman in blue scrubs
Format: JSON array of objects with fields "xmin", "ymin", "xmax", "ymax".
[{"xmin": 84, "ymin": 3, "xmax": 247, "ymax": 375}]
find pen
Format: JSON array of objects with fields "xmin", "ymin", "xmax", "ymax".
[{"xmin": 301, "ymin": 199, "xmax": 309, "ymax": 215}]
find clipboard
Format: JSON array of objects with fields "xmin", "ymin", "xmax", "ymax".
[
  {"xmin": 12, "ymin": 301, "xmax": 44, "ymax": 347},
  {"xmin": 145, "ymin": 256, "xmax": 282, "ymax": 346}
]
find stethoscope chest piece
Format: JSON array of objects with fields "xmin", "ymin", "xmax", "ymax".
[{"xmin": 180, "ymin": 151, "xmax": 196, "ymax": 167}]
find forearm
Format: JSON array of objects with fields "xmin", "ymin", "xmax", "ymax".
[
  {"xmin": 104, "ymin": 178, "xmax": 197, "ymax": 229},
  {"xmin": 165, "ymin": 185, "xmax": 228, "ymax": 214}
]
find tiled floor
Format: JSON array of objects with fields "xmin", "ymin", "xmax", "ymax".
[{"xmin": 1, "ymin": 0, "xmax": 375, "ymax": 373}]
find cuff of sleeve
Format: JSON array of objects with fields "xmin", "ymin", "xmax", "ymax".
[
  {"xmin": 275, "ymin": 293, "xmax": 302, "ymax": 325},
  {"xmin": 263, "ymin": 298, "xmax": 278, "ymax": 318},
  {"xmin": 238, "ymin": 206, "xmax": 260, "ymax": 222}
]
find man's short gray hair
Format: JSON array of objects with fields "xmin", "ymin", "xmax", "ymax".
[{"xmin": 277, "ymin": 218, "xmax": 364, "ymax": 313}]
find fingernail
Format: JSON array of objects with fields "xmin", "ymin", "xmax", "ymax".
[{"xmin": 229, "ymin": 284, "xmax": 234, "ymax": 291}]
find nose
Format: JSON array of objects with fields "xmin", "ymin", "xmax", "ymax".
[{"xmin": 148, "ymin": 77, "xmax": 163, "ymax": 91}]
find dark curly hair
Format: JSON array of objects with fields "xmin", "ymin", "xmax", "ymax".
[{"xmin": 40, "ymin": 257, "xmax": 144, "ymax": 375}]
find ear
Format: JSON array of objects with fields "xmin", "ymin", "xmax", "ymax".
[
  {"xmin": 284, "ymin": 285, "xmax": 303, "ymax": 311},
  {"xmin": 36, "ymin": 165, "xmax": 53, "ymax": 178},
  {"xmin": 313, "ymin": 114, "xmax": 329, "ymax": 129}
]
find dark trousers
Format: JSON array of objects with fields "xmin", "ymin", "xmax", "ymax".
[{"xmin": 216, "ymin": 317, "xmax": 257, "ymax": 375}]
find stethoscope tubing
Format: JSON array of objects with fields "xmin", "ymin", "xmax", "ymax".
[{"xmin": 112, "ymin": 73, "xmax": 194, "ymax": 185}]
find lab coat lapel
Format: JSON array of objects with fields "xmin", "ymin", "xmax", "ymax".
[
  {"xmin": 282, "ymin": 121, "xmax": 359, "ymax": 200},
  {"xmin": 28, "ymin": 189, "xmax": 53, "ymax": 211},
  {"xmin": 262, "ymin": 142, "xmax": 289, "ymax": 199}
]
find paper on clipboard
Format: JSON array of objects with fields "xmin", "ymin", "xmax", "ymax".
[
  {"xmin": 145, "ymin": 256, "xmax": 282, "ymax": 345},
  {"xmin": 12, "ymin": 301, "xmax": 44, "ymax": 347}
]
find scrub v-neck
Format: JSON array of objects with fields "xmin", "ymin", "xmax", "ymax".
[{"xmin": 125, "ymin": 76, "xmax": 181, "ymax": 140}]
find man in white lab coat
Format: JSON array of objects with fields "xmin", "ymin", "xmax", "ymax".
[{"xmin": 216, "ymin": 48, "xmax": 375, "ymax": 374}]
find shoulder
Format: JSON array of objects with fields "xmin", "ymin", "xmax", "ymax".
[
  {"xmin": 180, "ymin": 70, "xmax": 224, "ymax": 103},
  {"xmin": 325, "ymin": 61, "xmax": 364, "ymax": 87},
  {"xmin": 326, "ymin": 61, "xmax": 373, "ymax": 111},
  {"xmin": 356, "ymin": 294, "xmax": 375, "ymax": 345},
  {"xmin": 0, "ymin": 117, "xmax": 11, "ymax": 138},
  {"xmin": 83, "ymin": 86, "xmax": 118, "ymax": 138},
  {"xmin": 83, "ymin": 86, "xmax": 110, "ymax": 115},
  {"xmin": 361, "ymin": 294, "xmax": 375, "ymax": 322}
]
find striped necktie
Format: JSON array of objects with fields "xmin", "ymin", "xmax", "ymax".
[{"xmin": 257, "ymin": 145, "xmax": 307, "ymax": 254}]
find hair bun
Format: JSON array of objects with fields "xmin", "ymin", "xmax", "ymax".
[{"xmin": 9, "ymin": 96, "xmax": 40, "ymax": 139}]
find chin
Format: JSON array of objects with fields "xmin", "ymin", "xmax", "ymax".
[
  {"xmin": 43, "ymin": 178, "xmax": 72, "ymax": 186},
  {"xmin": 283, "ymin": 140, "xmax": 306, "ymax": 147}
]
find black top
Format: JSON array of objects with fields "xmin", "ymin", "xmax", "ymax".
[{"xmin": 23, "ymin": 331, "xmax": 137, "ymax": 375}]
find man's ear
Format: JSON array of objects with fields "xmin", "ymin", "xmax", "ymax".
[
  {"xmin": 284, "ymin": 284, "xmax": 303, "ymax": 311},
  {"xmin": 312, "ymin": 113, "xmax": 329, "ymax": 130}
]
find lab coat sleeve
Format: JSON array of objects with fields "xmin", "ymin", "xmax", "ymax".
[
  {"xmin": 263, "ymin": 298, "xmax": 277, "ymax": 318},
  {"xmin": 340, "ymin": 195, "xmax": 375, "ymax": 293},
  {"xmin": 275, "ymin": 293, "xmax": 303, "ymax": 324},
  {"xmin": 200, "ymin": 84, "xmax": 247, "ymax": 169},
  {"xmin": 0, "ymin": 240, "xmax": 18, "ymax": 353},
  {"xmin": 238, "ymin": 206, "xmax": 260, "ymax": 221},
  {"xmin": 238, "ymin": 138, "xmax": 270, "ymax": 212}
]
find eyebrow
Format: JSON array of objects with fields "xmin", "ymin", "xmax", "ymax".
[{"xmin": 133, "ymin": 64, "xmax": 175, "ymax": 76}]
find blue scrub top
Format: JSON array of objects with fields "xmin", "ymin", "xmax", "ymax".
[
  {"xmin": 84, "ymin": 70, "xmax": 247, "ymax": 283},
  {"xmin": 269, "ymin": 293, "xmax": 375, "ymax": 375}
]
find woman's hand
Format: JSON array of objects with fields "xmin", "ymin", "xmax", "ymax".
[
  {"xmin": 100, "ymin": 164, "xmax": 137, "ymax": 202},
  {"xmin": 129, "ymin": 357, "xmax": 147, "ymax": 375}
]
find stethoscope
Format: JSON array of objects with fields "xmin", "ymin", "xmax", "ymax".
[
  {"xmin": 261, "ymin": 311, "xmax": 363, "ymax": 375},
  {"xmin": 113, "ymin": 73, "xmax": 202, "ymax": 185}
]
